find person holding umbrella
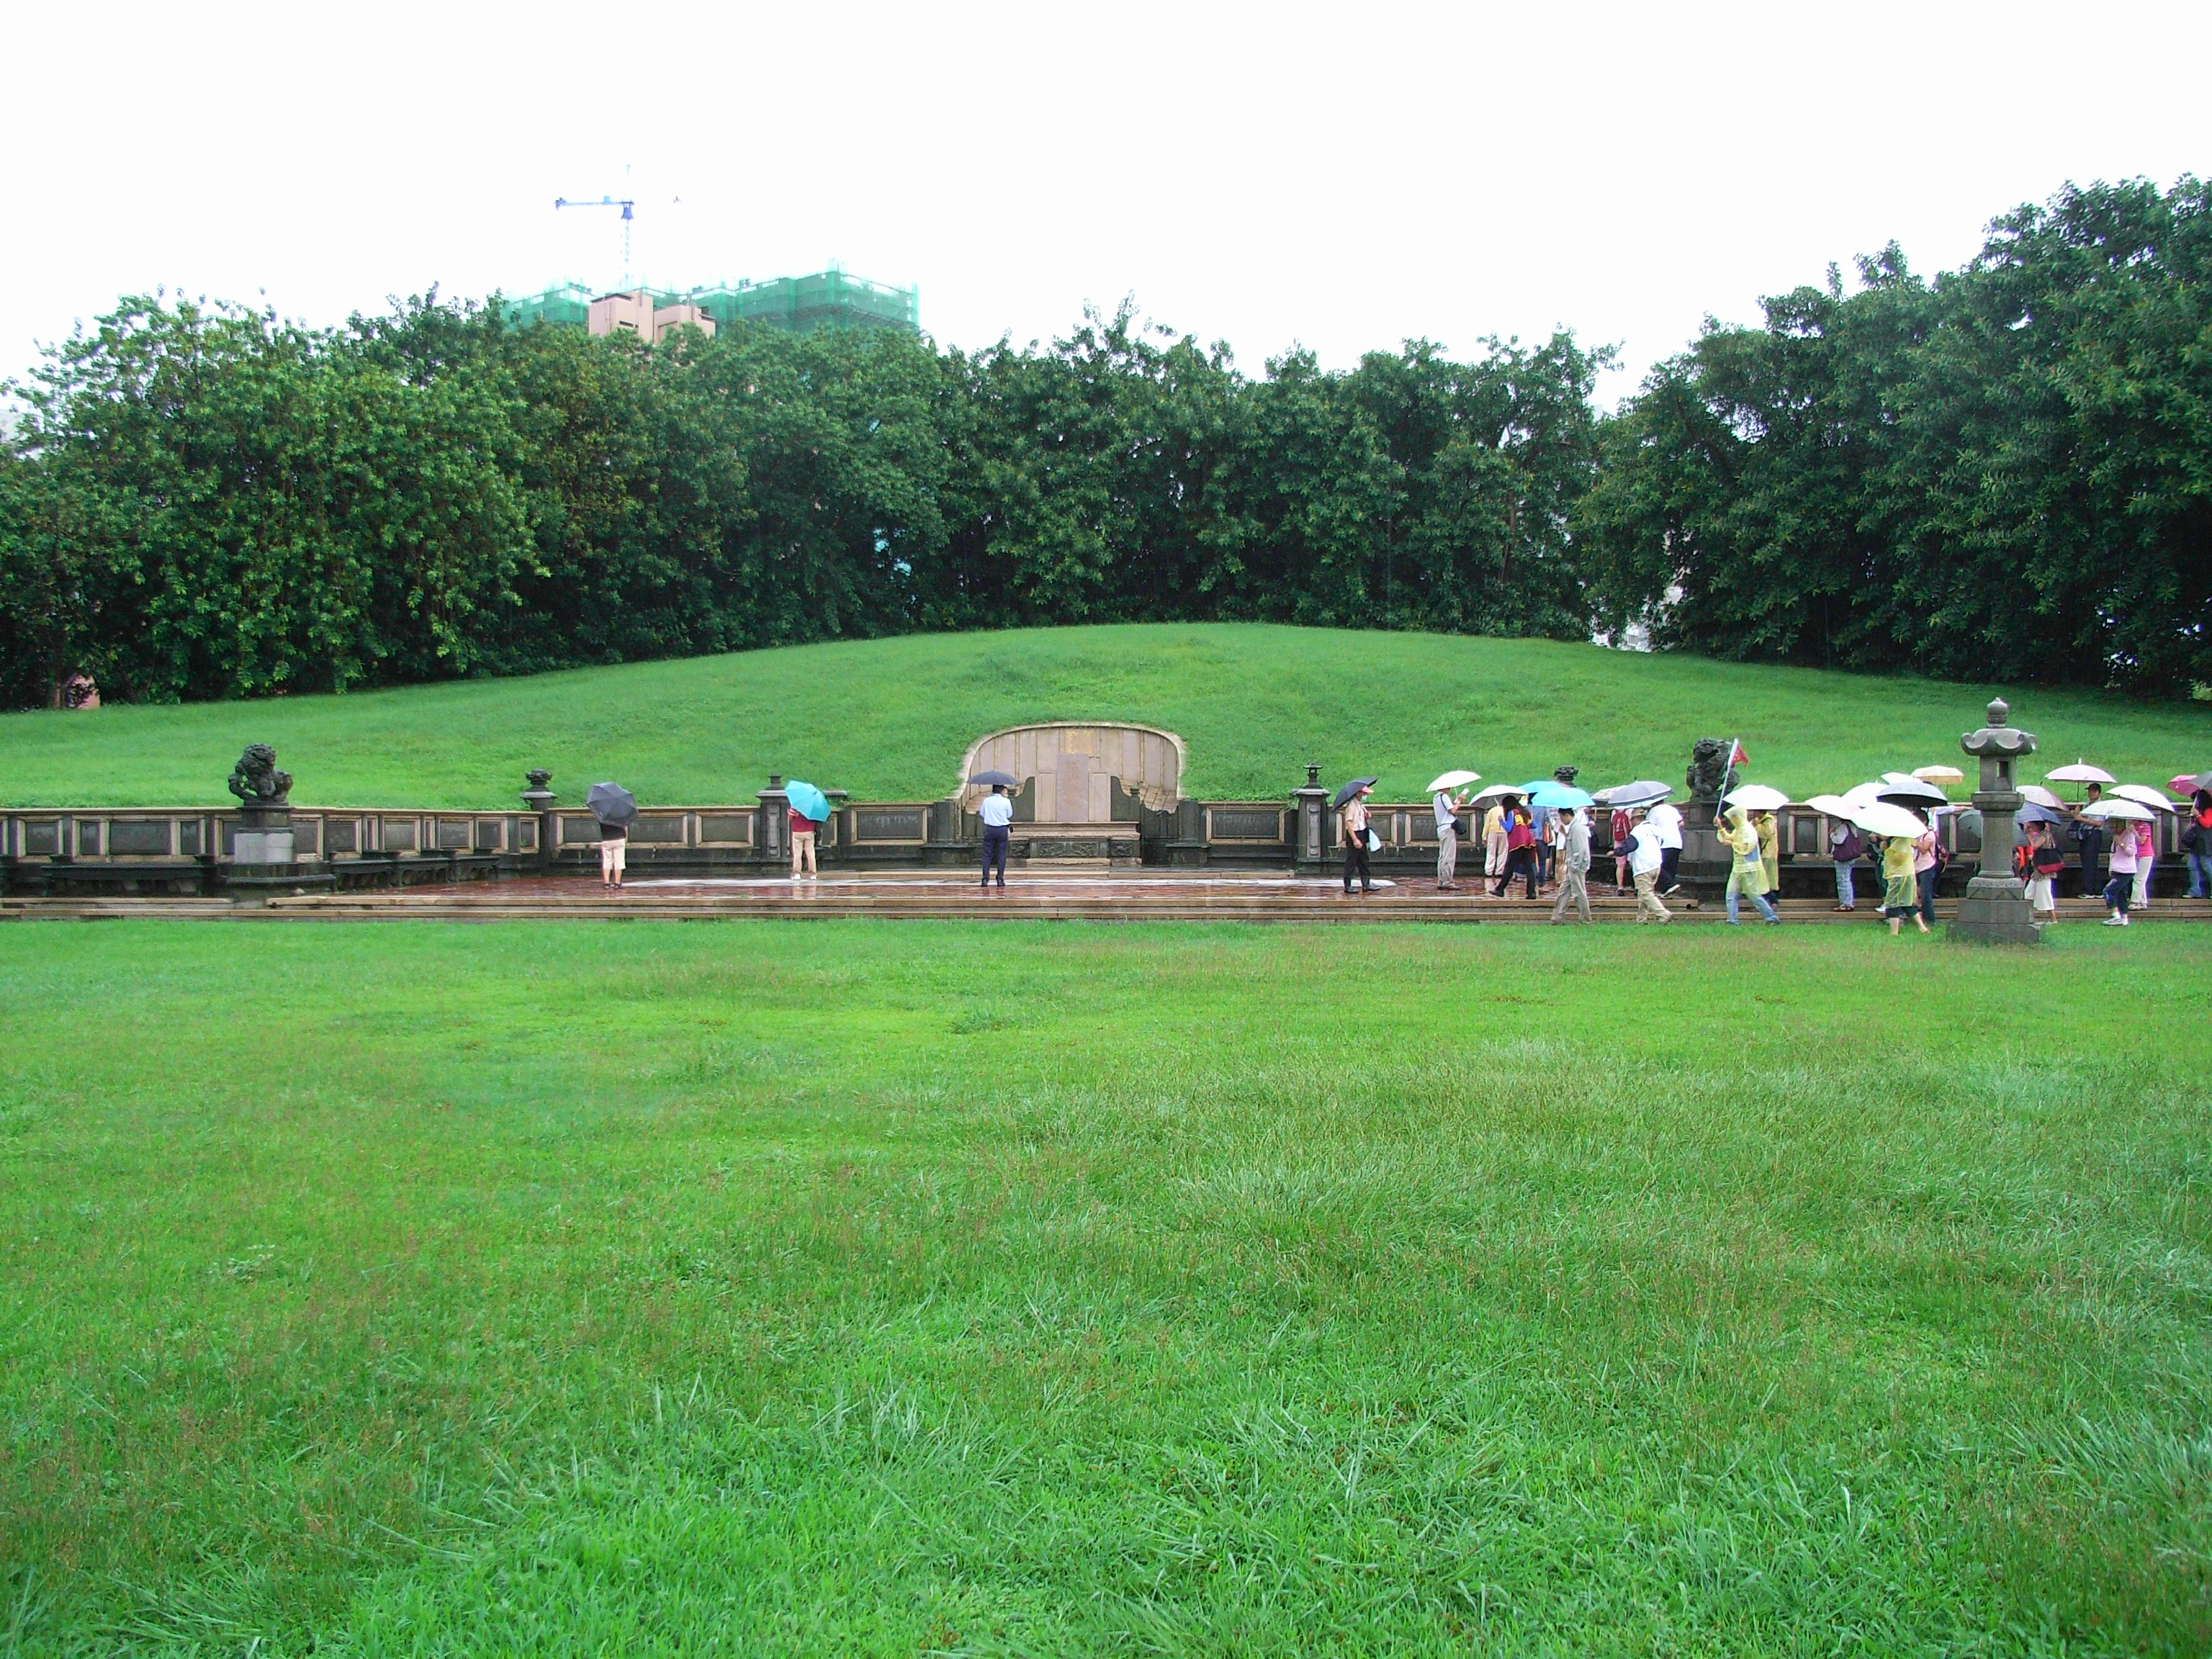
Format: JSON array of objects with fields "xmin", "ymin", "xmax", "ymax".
[
  {"xmin": 1428, "ymin": 770, "xmax": 1479, "ymax": 891},
  {"xmin": 585, "ymin": 781, "xmax": 637, "ymax": 892},
  {"xmin": 785, "ymin": 780, "xmax": 832, "ymax": 881},
  {"xmin": 2095, "ymin": 801, "xmax": 2144, "ymax": 925},
  {"xmin": 976, "ymin": 781, "xmax": 1014, "ymax": 889},
  {"xmin": 2054, "ymin": 769, "xmax": 2112, "ymax": 897},
  {"xmin": 1488, "ymin": 793, "xmax": 1538, "ymax": 899},
  {"xmin": 2020, "ymin": 815, "xmax": 2064, "ymax": 923},
  {"xmin": 1337, "ymin": 778, "xmax": 1378, "ymax": 895},
  {"xmin": 2185, "ymin": 790, "xmax": 2212, "ymax": 900}
]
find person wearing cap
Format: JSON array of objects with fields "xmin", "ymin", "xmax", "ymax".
[
  {"xmin": 978, "ymin": 783, "xmax": 1013, "ymax": 889},
  {"xmin": 1626, "ymin": 808, "xmax": 1671, "ymax": 922},
  {"xmin": 1548, "ymin": 805, "xmax": 1593, "ymax": 924},
  {"xmin": 1341, "ymin": 784, "xmax": 1375, "ymax": 895}
]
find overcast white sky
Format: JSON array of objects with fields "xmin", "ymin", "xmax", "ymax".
[{"xmin": 8, "ymin": 1, "xmax": 2206, "ymax": 407}]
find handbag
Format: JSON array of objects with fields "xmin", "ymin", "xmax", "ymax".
[{"xmin": 1366, "ymin": 830, "xmax": 1381, "ymax": 852}]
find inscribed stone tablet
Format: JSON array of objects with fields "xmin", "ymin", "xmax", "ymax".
[{"xmin": 109, "ymin": 821, "xmax": 171, "ymax": 855}]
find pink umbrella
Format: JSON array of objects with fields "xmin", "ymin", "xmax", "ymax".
[{"xmin": 2172, "ymin": 771, "xmax": 2212, "ymax": 796}]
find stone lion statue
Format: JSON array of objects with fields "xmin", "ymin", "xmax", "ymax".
[
  {"xmin": 1686, "ymin": 738, "xmax": 1730, "ymax": 800},
  {"xmin": 228, "ymin": 744, "xmax": 292, "ymax": 806}
]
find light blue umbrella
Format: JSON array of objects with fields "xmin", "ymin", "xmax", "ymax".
[
  {"xmin": 1532, "ymin": 784, "xmax": 1596, "ymax": 809},
  {"xmin": 786, "ymin": 781, "xmax": 831, "ymax": 822},
  {"xmin": 1520, "ymin": 780, "xmax": 1550, "ymax": 794}
]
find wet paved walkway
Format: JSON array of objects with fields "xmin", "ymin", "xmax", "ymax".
[{"xmin": 6, "ymin": 868, "xmax": 2205, "ymax": 925}]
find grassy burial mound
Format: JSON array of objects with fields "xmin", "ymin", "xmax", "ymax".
[
  {"xmin": 1, "ymin": 624, "xmax": 2206, "ymax": 809},
  {"xmin": 2, "ymin": 921, "xmax": 2208, "ymax": 1651}
]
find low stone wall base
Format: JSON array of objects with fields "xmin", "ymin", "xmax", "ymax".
[{"xmin": 1948, "ymin": 876, "xmax": 2042, "ymax": 945}]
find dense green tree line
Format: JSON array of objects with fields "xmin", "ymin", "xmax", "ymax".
[
  {"xmin": 2, "ymin": 176, "xmax": 2205, "ymax": 708},
  {"xmin": 1581, "ymin": 176, "xmax": 2212, "ymax": 696}
]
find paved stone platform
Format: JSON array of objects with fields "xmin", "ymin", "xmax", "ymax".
[{"xmin": 4, "ymin": 869, "xmax": 2206, "ymax": 925}]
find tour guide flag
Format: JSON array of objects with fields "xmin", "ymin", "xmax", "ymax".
[{"xmin": 1721, "ymin": 737, "xmax": 1750, "ymax": 797}]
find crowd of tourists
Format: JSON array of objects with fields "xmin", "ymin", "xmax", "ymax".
[{"xmin": 1336, "ymin": 768, "xmax": 2212, "ymax": 930}]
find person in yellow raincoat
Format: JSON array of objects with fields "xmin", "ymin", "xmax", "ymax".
[
  {"xmin": 1721, "ymin": 806, "xmax": 1781, "ymax": 925},
  {"xmin": 1755, "ymin": 809, "xmax": 1781, "ymax": 902},
  {"xmin": 1881, "ymin": 829, "xmax": 1927, "ymax": 935}
]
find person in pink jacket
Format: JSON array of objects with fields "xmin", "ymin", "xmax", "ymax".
[{"xmin": 2103, "ymin": 819, "xmax": 2140, "ymax": 926}]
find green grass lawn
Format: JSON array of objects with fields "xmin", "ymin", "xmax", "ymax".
[
  {"xmin": 1, "ymin": 624, "xmax": 2205, "ymax": 808},
  {"xmin": 3, "ymin": 920, "xmax": 2208, "ymax": 1654}
]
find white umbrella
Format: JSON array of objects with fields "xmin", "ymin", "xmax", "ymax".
[
  {"xmin": 1851, "ymin": 801, "xmax": 1930, "ymax": 840},
  {"xmin": 2109, "ymin": 784, "xmax": 2178, "ymax": 812},
  {"xmin": 1804, "ymin": 793, "xmax": 1856, "ymax": 817},
  {"xmin": 2082, "ymin": 797, "xmax": 2153, "ymax": 822},
  {"xmin": 1467, "ymin": 783, "xmax": 1521, "ymax": 804},
  {"xmin": 1426, "ymin": 770, "xmax": 1481, "ymax": 793},
  {"xmin": 1878, "ymin": 776, "xmax": 1950, "ymax": 807},
  {"xmin": 1722, "ymin": 783, "xmax": 1792, "ymax": 811},
  {"xmin": 2018, "ymin": 785, "xmax": 2064, "ymax": 809},
  {"xmin": 1841, "ymin": 781, "xmax": 1886, "ymax": 810},
  {"xmin": 1912, "ymin": 765, "xmax": 1966, "ymax": 786},
  {"xmin": 2046, "ymin": 762, "xmax": 2115, "ymax": 784}
]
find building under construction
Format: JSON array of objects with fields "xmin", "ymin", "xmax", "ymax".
[{"xmin": 504, "ymin": 267, "xmax": 920, "ymax": 341}]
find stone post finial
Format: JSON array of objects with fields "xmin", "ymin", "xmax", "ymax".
[
  {"xmin": 1952, "ymin": 697, "xmax": 2040, "ymax": 945},
  {"xmin": 1305, "ymin": 763, "xmax": 1321, "ymax": 786}
]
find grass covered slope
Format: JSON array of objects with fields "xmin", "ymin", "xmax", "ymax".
[
  {"xmin": 1, "ymin": 624, "xmax": 2206, "ymax": 808},
  {"xmin": 3, "ymin": 922, "xmax": 2209, "ymax": 1653}
]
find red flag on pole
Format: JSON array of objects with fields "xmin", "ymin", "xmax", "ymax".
[{"xmin": 1729, "ymin": 740, "xmax": 1750, "ymax": 767}]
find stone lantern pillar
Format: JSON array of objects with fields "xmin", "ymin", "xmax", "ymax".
[
  {"xmin": 520, "ymin": 768, "xmax": 557, "ymax": 871},
  {"xmin": 757, "ymin": 775, "xmax": 790, "ymax": 869},
  {"xmin": 1951, "ymin": 698, "xmax": 2041, "ymax": 945},
  {"xmin": 1292, "ymin": 764, "xmax": 1331, "ymax": 875}
]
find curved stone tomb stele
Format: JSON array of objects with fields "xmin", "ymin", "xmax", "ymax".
[{"xmin": 956, "ymin": 723, "xmax": 1185, "ymax": 824}]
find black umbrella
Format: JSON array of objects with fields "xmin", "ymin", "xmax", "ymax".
[
  {"xmin": 1876, "ymin": 778, "xmax": 1948, "ymax": 808},
  {"xmin": 1332, "ymin": 776, "xmax": 1379, "ymax": 809},
  {"xmin": 968, "ymin": 769, "xmax": 1020, "ymax": 788},
  {"xmin": 585, "ymin": 781, "xmax": 637, "ymax": 825}
]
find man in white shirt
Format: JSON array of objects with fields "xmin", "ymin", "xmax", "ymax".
[
  {"xmin": 1432, "ymin": 788, "xmax": 1464, "ymax": 890},
  {"xmin": 1627, "ymin": 809, "xmax": 1671, "ymax": 923},
  {"xmin": 978, "ymin": 784, "xmax": 1013, "ymax": 889},
  {"xmin": 1644, "ymin": 799, "xmax": 1685, "ymax": 895}
]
